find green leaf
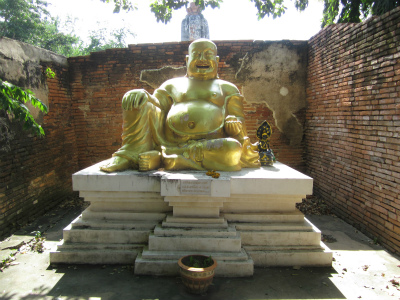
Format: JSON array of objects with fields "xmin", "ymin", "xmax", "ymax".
[
  {"xmin": 150, "ymin": 0, "xmax": 222, "ymax": 24},
  {"xmin": 99, "ymin": 0, "xmax": 135, "ymax": 13},
  {"xmin": 0, "ymin": 79, "xmax": 47, "ymax": 137}
]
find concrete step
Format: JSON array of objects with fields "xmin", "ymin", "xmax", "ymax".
[
  {"xmin": 223, "ymin": 211, "xmax": 304, "ymax": 223},
  {"xmin": 63, "ymin": 226, "xmax": 151, "ymax": 244},
  {"xmin": 50, "ymin": 238, "xmax": 145, "ymax": 265},
  {"xmin": 165, "ymin": 215, "xmax": 226, "ymax": 224},
  {"xmin": 232, "ymin": 221, "xmax": 312, "ymax": 231},
  {"xmin": 50, "ymin": 249, "xmax": 140, "ymax": 264},
  {"xmin": 134, "ymin": 253, "xmax": 254, "ymax": 277},
  {"xmin": 148, "ymin": 233, "xmax": 242, "ymax": 252},
  {"xmin": 240, "ymin": 230, "xmax": 321, "ymax": 246},
  {"xmin": 245, "ymin": 244, "xmax": 324, "ymax": 251},
  {"xmin": 221, "ymin": 200, "xmax": 298, "ymax": 213},
  {"xmin": 81, "ymin": 210, "xmax": 166, "ymax": 222},
  {"xmin": 88, "ymin": 201, "xmax": 171, "ymax": 213},
  {"xmin": 50, "ymin": 240, "xmax": 143, "ymax": 265},
  {"xmin": 162, "ymin": 221, "xmax": 229, "ymax": 229},
  {"xmin": 141, "ymin": 247, "xmax": 250, "ymax": 261},
  {"xmin": 56, "ymin": 240, "xmax": 145, "ymax": 251},
  {"xmin": 245, "ymin": 242, "xmax": 333, "ymax": 267},
  {"xmin": 70, "ymin": 217, "xmax": 158, "ymax": 230},
  {"xmin": 153, "ymin": 224, "xmax": 237, "ymax": 237}
]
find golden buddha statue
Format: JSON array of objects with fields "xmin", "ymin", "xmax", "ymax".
[{"xmin": 100, "ymin": 39, "xmax": 260, "ymax": 172}]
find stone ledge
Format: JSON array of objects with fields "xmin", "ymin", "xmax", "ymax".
[{"xmin": 72, "ymin": 161, "xmax": 313, "ymax": 196}]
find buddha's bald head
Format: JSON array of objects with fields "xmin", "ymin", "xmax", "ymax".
[
  {"xmin": 186, "ymin": 39, "xmax": 219, "ymax": 80},
  {"xmin": 188, "ymin": 39, "xmax": 217, "ymax": 53}
]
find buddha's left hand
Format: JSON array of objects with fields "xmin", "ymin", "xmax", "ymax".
[{"xmin": 224, "ymin": 115, "xmax": 243, "ymax": 136}]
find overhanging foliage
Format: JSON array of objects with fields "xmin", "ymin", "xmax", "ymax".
[{"xmin": 0, "ymin": 80, "xmax": 48, "ymax": 137}]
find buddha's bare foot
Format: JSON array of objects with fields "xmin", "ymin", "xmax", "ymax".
[
  {"xmin": 240, "ymin": 138, "xmax": 261, "ymax": 168},
  {"xmin": 240, "ymin": 156, "xmax": 261, "ymax": 168},
  {"xmin": 139, "ymin": 150, "xmax": 161, "ymax": 171},
  {"xmin": 163, "ymin": 141, "xmax": 204, "ymax": 163},
  {"xmin": 162, "ymin": 145, "xmax": 188, "ymax": 156},
  {"xmin": 100, "ymin": 156, "xmax": 131, "ymax": 172},
  {"xmin": 162, "ymin": 152, "xmax": 204, "ymax": 171},
  {"xmin": 162, "ymin": 153, "xmax": 178, "ymax": 170}
]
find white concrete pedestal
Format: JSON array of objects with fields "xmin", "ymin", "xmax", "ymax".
[{"xmin": 50, "ymin": 162, "xmax": 332, "ymax": 276}]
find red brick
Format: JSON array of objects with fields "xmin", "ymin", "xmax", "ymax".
[{"xmin": 306, "ymin": 7, "xmax": 400, "ymax": 255}]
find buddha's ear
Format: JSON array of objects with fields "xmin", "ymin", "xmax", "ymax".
[
  {"xmin": 186, "ymin": 55, "xmax": 189, "ymax": 64},
  {"xmin": 216, "ymin": 56, "xmax": 220, "ymax": 63}
]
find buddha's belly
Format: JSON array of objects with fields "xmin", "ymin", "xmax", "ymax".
[{"xmin": 166, "ymin": 101, "xmax": 225, "ymax": 142}]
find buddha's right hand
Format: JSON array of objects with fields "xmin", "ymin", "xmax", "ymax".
[{"xmin": 122, "ymin": 89, "xmax": 149, "ymax": 110}]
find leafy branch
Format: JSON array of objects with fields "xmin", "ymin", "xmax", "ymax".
[
  {"xmin": 99, "ymin": 0, "xmax": 136, "ymax": 13},
  {"xmin": 0, "ymin": 80, "xmax": 48, "ymax": 144},
  {"xmin": 45, "ymin": 67, "xmax": 55, "ymax": 79},
  {"xmin": 144, "ymin": 0, "xmax": 399, "ymax": 26},
  {"xmin": 149, "ymin": 0, "xmax": 309, "ymax": 24},
  {"xmin": 150, "ymin": 0, "xmax": 222, "ymax": 24}
]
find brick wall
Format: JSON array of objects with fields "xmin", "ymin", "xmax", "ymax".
[
  {"xmin": 0, "ymin": 39, "xmax": 79, "ymax": 238},
  {"xmin": 306, "ymin": 8, "xmax": 400, "ymax": 254},
  {"xmin": 69, "ymin": 41, "xmax": 307, "ymax": 171},
  {"xmin": 0, "ymin": 67, "xmax": 79, "ymax": 238}
]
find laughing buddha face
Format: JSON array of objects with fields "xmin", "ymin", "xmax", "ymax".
[{"xmin": 186, "ymin": 39, "xmax": 219, "ymax": 80}]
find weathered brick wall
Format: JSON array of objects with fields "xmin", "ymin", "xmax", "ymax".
[
  {"xmin": 69, "ymin": 40, "xmax": 308, "ymax": 172},
  {"xmin": 0, "ymin": 38, "xmax": 79, "ymax": 238},
  {"xmin": 306, "ymin": 8, "xmax": 400, "ymax": 253}
]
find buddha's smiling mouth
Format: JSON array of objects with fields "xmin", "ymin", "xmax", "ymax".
[{"xmin": 196, "ymin": 65, "xmax": 210, "ymax": 69}]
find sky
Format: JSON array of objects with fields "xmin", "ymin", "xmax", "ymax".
[{"xmin": 46, "ymin": 0, "xmax": 325, "ymax": 45}]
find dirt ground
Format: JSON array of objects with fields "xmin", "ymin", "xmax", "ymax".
[{"xmin": 1, "ymin": 195, "xmax": 400, "ymax": 300}]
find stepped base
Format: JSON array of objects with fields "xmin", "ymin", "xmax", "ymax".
[{"xmin": 50, "ymin": 162, "xmax": 332, "ymax": 275}]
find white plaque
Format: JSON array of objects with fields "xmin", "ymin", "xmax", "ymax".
[{"xmin": 180, "ymin": 180, "xmax": 211, "ymax": 195}]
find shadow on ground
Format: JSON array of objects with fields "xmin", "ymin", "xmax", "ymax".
[{"xmin": 1, "ymin": 264, "xmax": 345, "ymax": 300}]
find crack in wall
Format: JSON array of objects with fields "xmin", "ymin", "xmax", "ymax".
[{"xmin": 236, "ymin": 42, "xmax": 308, "ymax": 146}]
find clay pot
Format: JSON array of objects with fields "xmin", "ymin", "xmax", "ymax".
[{"xmin": 178, "ymin": 255, "xmax": 217, "ymax": 294}]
